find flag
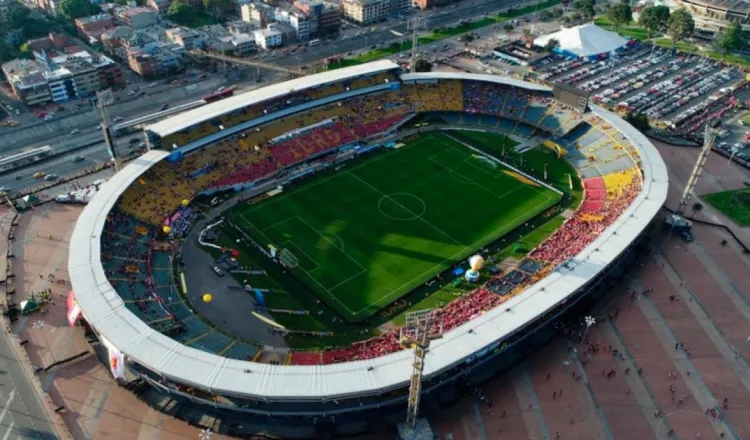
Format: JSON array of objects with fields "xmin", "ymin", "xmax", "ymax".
[
  {"xmin": 101, "ymin": 337, "xmax": 127, "ymax": 381},
  {"xmin": 66, "ymin": 291, "xmax": 81, "ymax": 327}
]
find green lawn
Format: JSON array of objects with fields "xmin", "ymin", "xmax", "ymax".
[
  {"xmin": 232, "ymin": 133, "xmax": 560, "ymax": 322},
  {"xmin": 594, "ymin": 16, "xmax": 650, "ymax": 41},
  {"xmin": 703, "ymin": 189, "xmax": 750, "ymax": 227}
]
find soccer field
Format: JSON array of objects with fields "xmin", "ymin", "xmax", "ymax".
[{"xmin": 234, "ymin": 133, "xmax": 561, "ymax": 322}]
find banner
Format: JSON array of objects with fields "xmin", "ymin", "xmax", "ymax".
[
  {"xmin": 100, "ymin": 336, "xmax": 127, "ymax": 381},
  {"xmin": 66, "ymin": 291, "xmax": 81, "ymax": 327}
]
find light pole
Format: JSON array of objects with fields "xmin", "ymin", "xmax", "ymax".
[{"xmin": 582, "ymin": 315, "xmax": 596, "ymax": 343}]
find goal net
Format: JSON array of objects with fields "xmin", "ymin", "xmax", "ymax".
[{"xmin": 279, "ymin": 248, "xmax": 299, "ymax": 269}]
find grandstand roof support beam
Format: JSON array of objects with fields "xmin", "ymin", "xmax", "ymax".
[
  {"xmin": 676, "ymin": 123, "xmax": 718, "ymax": 216},
  {"xmin": 189, "ymin": 50, "xmax": 303, "ymax": 77}
]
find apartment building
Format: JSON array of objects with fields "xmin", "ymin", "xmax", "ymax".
[
  {"xmin": 75, "ymin": 13, "xmax": 115, "ymax": 41},
  {"xmin": 1, "ymin": 59, "xmax": 52, "ymax": 106},
  {"xmin": 341, "ymin": 0, "xmax": 389, "ymax": 25},
  {"xmin": 116, "ymin": 7, "xmax": 159, "ymax": 29},
  {"xmin": 253, "ymin": 27, "xmax": 282, "ymax": 49}
]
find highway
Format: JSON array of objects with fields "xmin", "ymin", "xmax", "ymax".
[
  {"xmin": 0, "ymin": 330, "xmax": 57, "ymax": 440},
  {"xmin": 269, "ymin": 0, "xmax": 536, "ymax": 68},
  {"xmin": 0, "ymin": 0, "xmax": 544, "ymax": 195},
  {"xmin": 0, "ymin": 134, "xmax": 137, "ymax": 194}
]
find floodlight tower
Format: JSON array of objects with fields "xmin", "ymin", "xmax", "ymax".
[
  {"xmin": 96, "ymin": 89, "xmax": 123, "ymax": 172},
  {"xmin": 676, "ymin": 121, "xmax": 720, "ymax": 216},
  {"xmin": 398, "ymin": 309, "xmax": 443, "ymax": 439},
  {"xmin": 408, "ymin": 17, "xmax": 425, "ymax": 73}
]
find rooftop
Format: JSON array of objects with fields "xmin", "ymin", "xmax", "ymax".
[
  {"xmin": 75, "ymin": 13, "xmax": 113, "ymax": 24},
  {"xmin": 119, "ymin": 7, "xmax": 156, "ymax": 17},
  {"xmin": 146, "ymin": 59, "xmax": 399, "ymax": 137},
  {"xmin": 1, "ymin": 59, "xmax": 48, "ymax": 87}
]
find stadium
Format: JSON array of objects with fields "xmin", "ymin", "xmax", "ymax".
[{"xmin": 67, "ymin": 60, "xmax": 668, "ymax": 438}]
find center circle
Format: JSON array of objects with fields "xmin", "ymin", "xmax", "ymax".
[{"xmin": 378, "ymin": 193, "xmax": 427, "ymax": 221}]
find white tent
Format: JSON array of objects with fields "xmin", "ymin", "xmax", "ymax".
[{"xmin": 534, "ymin": 24, "xmax": 629, "ymax": 58}]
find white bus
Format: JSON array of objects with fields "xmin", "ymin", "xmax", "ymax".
[
  {"xmin": 308, "ymin": 39, "xmax": 320, "ymax": 47},
  {"xmin": 0, "ymin": 146, "xmax": 53, "ymax": 174}
]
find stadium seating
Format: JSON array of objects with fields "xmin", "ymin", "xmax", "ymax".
[
  {"xmin": 105, "ymin": 76, "xmax": 648, "ymax": 366},
  {"xmin": 289, "ymin": 351, "xmax": 322, "ymax": 365},
  {"xmin": 403, "ymin": 80, "xmax": 463, "ymax": 112},
  {"xmin": 222, "ymin": 341, "xmax": 260, "ymax": 361}
]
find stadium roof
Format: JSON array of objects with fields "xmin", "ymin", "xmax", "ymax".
[
  {"xmin": 675, "ymin": 0, "xmax": 750, "ymax": 14},
  {"xmin": 70, "ymin": 73, "xmax": 669, "ymax": 401},
  {"xmin": 401, "ymin": 72, "xmax": 550, "ymax": 92},
  {"xmin": 146, "ymin": 60, "xmax": 399, "ymax": 138},
  {"xmin": 534, "ymin": 24, "xmax": 629, "ymax": 58}
]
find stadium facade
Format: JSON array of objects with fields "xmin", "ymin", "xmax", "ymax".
[
  {"xmin": 68, "ymin": 60, "xmax": 668, "ymax": 437},
  {"xmin": 671, "ymin": 0, "xmax": 750, "ymax": 34}
]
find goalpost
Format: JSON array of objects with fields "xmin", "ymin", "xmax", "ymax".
[
  {"xmin": 470, "ymin": 154, "xmax": 498, "ymax": 169},
  {"xmin": 279, "ymin": 248, "xmax": 299, "ymax": 269}
]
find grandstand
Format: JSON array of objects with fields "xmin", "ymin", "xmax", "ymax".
[{"xmin": 68, "ymin": 64, "xmax": 668, "ymax": 432}]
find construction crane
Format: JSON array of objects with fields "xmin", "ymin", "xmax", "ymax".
[{"xmin": 189, "ymin": 50, "xmax": 303, "ymax": 77}]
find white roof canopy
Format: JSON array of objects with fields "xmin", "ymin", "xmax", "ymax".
[
  {"xmin": 69, "ymin": 72, "xmax": 668, "ymax": 401},
  {"xmin": 534, "ymin": 24, "xmax": 629, "ymax": 57}
]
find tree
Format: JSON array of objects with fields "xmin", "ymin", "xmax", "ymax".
[
  {"xmin": 203, "ymin": 0, "xmax": 234, "ymax": 16},
  {"xmin": 414, "ymin": 58, "xmax": 432, "ymax": 72},
  {"xmin": 606, "ymin": 1, "xmax": 632, "ymax": 31},
  {"xmin": 625, "ymin": 112, "xmax": 650, "ymax": 132},
  {"xmin": 544, "ymin": 38, "xmax": 560, "ymax": 52},
  {"xmin": 716, "ymin": 21, "xmax": 745, "ymax": 56},
  {"xmin": 691, "ymin": 201, "xmax": 703, "ymax": 218},
  {"xmin": 59, "ymin": 0, "xmax": 97, "ymax": 19},
  {"xmin": 569, "ymin": 11, "xmax": 583, "ymax": 22},
  {"xmin": 574, "ymin": 0, "xmax": 596, "ymax": 21},
  {"xmin": 18, "ymin": 42, "xmax": 33, "ymax": 58},
  {"xmin": 459, "ymin": 33, "xmax": 474, "ymax": 43},
  {"xmin": 666, "ymin": 8, "xmax": 695, "ymax": 48},
  {"xmin": 639, "ymin": 5, "xmax": 670, "ymax": 38},
  {"xmin": 167, "ymin": 0, "xmax": 196, "ymax": 27}
]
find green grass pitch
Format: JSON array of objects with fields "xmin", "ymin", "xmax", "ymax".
[{"xmin": 232, "ymin": 133, "xmax": 562, "ymax": 322}]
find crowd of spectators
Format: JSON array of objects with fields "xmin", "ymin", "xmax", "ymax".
[{"xmin": 107, "ymin": 78, "xmax": 650, "ymax": 365}]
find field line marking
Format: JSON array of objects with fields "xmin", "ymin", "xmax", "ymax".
[
  {"xmin": 241, "ymin": 146, "xmax": 411, "ymax": 216},
  {"xmin": 345, "ymin": 171, "xmax": 466, "ymax": 248},
  {"xmin": 279, "ymin": 240, "xmax": 321, "ymax": 273},
  {"xmin": 238, "ymin": 213, "xmax": 358, "ymax": 316},
  {"xmin": 293, "ymin": 216, "xmax": 367, "ymax": 271},
  {"xmin": 429, "ymin": 149, "xmax": 523, "ymax": 202},
  {"xmin": 261, "ymin": 216, "xmax": 301, "ymax": 233}
]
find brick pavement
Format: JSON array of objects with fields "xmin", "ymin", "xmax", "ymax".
[{"xmin": 4, "ymin": 203, "xmax": 203, "ymax": 440}]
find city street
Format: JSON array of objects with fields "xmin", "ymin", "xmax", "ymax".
[{"xmin": 0, "ymin": 0, "xmax": 551, "ymax": 195}]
